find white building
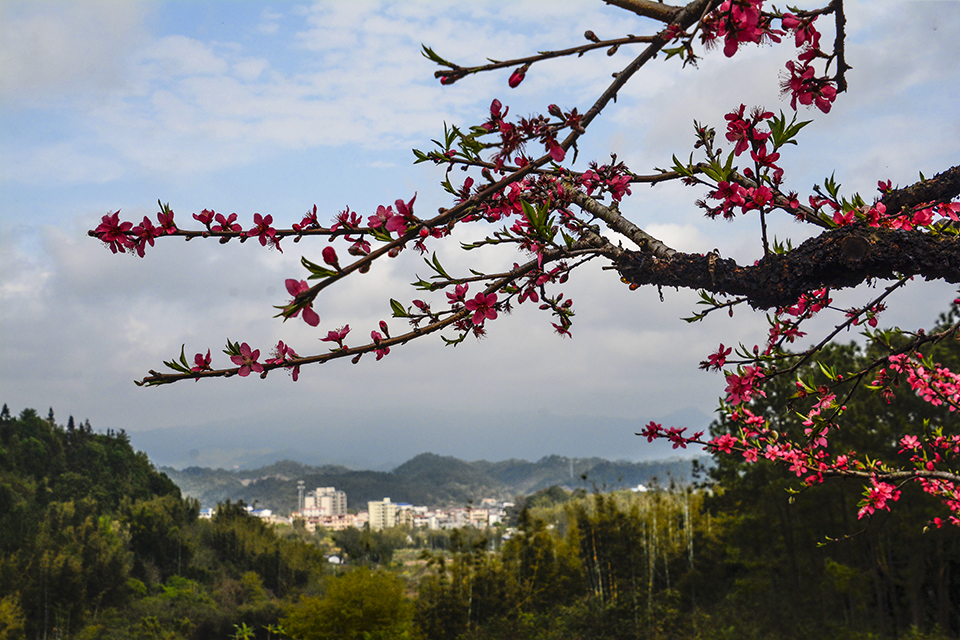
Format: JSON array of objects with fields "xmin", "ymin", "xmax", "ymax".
[
  {"xmin": 368, "ymin": 498, "xmax": 398, "ymax": 531},
  {"xmin": 303, "ymin": 486, "xmax": 347, "ymax": 516}
]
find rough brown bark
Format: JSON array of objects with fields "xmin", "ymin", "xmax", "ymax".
[
  {"xmin": 881, "ymin": 165, "xmax": 960, "ymax": 215},
  {"xmin": 601, "ymin": 0, "xmax": 684, "ymax": 22},
  {"xmin": 616, "ymin": 226, "xmax": 960, "ymax": 309}
]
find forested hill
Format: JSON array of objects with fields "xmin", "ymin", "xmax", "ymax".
[
  {"xmin": 161, "ymin": 452, "xmax": 705, "ymax": 512},
  {"xmin": 0, "ymin": 404, "xmax": 335, "ymax": 638}
]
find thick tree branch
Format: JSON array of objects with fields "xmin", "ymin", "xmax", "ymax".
[
  {"xmin": 602, "ymin": 0, "xmax": 684, "ymax": 22},
  {"xmin": 881, "ymin": 164, "xmax": 960, "ymax": 214},
  {"xmin": 617, "ymin": 226, "xmax": 960, "ymax": 309},
  {"xmin": 564, "ymin": 185, "xmax": 677, "ymax": 257}
]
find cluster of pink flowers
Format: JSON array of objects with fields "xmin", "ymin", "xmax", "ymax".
[
  {"xmin": 93, "ymin": 207, "xmax": 290, "ymax": 256},
  {"xmin": 698, "ymin": 2, "xmax": 837, "ymax": 114},
  {"xmin": 368, "ymin": 195, "xmax": 418, "ymax": 237},
  {"xmin": 779, "ymin": 14, "xmax": 837, "ymax": 113},
  {"xmin": 702, "ymin": 0, "xmax": 774, "ymax": 58},
  {"xmin": 93, "ymin": 208, "xmax": 176, "ymax": 256},
  {"xmin": 370, "ymin": 321, "xmax": 391, "ymax": 360},
  {"xmin": 724, "ymin": 365, "xmax": 766, "ymax": 405},
  {"xmin": 782, "ymin": 57, "xmax": 837, "ymax": 114},
  {"xmin": 580, "ymin": 156, "xmax": 633, "ymax": 202},
  {"xmin": 858, "ymin": 478, "xmax": 901, "ymax": 518},
  {"xmin": 479, "ymin": 98, "xmax": 573, "ymax": 168},
  {"xmin": 887, "ymin": 353, "xmax": 960, "ymax": 411}
]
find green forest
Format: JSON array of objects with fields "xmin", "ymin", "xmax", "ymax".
[{"xmin": 2, "ymin": 310, "xmax": 959, "ymax": 639}]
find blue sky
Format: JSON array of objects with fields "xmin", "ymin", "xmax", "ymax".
[{"xmin": 2, "ymin": 1, "xmax": 958, "ymax": 469}]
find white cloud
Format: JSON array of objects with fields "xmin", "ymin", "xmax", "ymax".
[
  {"xmin": 0, "ymin": 1, "xmax": 149, "ymax": 103},
  {"xmin": 1, "ymin": 0, "xmax": 958, "ymax": 464}
]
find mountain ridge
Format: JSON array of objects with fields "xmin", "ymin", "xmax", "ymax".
[{"xmin": 161, "ymin": 452, "xmax": 709, "ymax": 513}]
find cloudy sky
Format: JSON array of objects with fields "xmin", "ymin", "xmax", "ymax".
[{"xmin": 2, "ymin": 1, "xmax": 958, "ymax": 470}]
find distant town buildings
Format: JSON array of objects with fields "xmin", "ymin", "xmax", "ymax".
[
  {"xmin": 303, "ymin": 486, "xmax": 347, "ymax": 516},
  {"xmin": 288, "ymin": 486, "xmax": 513, "ymax": 533}
]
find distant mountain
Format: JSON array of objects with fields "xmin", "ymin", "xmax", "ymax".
[
  {"xmin": 160, "ymin": 452, "xmax": 710, "ymax": 513},
  {"xmin": 129, "ymin": 406, "xmax": 714, "ymax": 470}
]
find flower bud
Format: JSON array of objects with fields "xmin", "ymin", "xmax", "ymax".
[{"xmin": 508, "ymin": 64, "xmax": 529, "ymax": 88}]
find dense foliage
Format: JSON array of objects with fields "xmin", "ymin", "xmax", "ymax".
[
  {"xmin": 409, "ymin": 309, "xmax": 960, "ymax": 639},
  {"xmin": 0, "ymin": 407, "xmax": 330, "ymax": 639},
  {"xmin": 3, "ymin": 375, "xmax": 958, "ymax": 639}
]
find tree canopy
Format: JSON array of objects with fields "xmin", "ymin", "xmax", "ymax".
[{"xmin": 89, "ymin": 0, "xmax": 960, "ymax": 523}]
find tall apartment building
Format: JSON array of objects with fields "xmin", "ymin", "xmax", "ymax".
[
  {"xmin": 303, "ymin": 487, "xmax": 347, "ymax": 516},
  {"xmin": 368, "ymin": 497, "xmax": 397, "ymax": 531}
]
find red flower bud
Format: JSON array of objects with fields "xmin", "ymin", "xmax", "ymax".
[
  {"xmin": 508, "ymin": 64, "xmax": 529, "ymax": 88},
  {"xmin": 322, "ymin": 246, "xmax": 340, "ymax": 269}
]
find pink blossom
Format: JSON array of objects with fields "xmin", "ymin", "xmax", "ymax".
[
  {"xmin": 370, "ymin": 330, "xmax": 390, "ymax": 360},
  {"xmin": 368, "ymin": 204, "xmax": 395, "ymax": 229},
  {"xmin": 546, "ymin": 138, "xmax": 566, "ymax": 162},
  {"xmin": 321, "ymin": 325, "xmax": 351, "ymax": 349},
  {"xmin": 725, "ymin": 366, "xmax": 765, "ymax": 405},
  {"xmin": 157, "ymin": 208, "xmax": 177, "ymax": 234},
  {"xmin": 284, "ymin": 279, "xmax": 320, "ymax": 326},
  {"xmin": 247, "ymin": 213, "xmax": 276, "ymax": 247},
  {"xmin": 832, "ymin": 208, "xmax": 855, "ymax": 226},
  {"xmin": 858, "ymin": 478, "xmax": 901, "ymax": 518},
  {"xmin": 293, "ymin": 204, "xmax": 321, "ymax": 232},
  {"xmin": 212, "ymin": 212, "xmax": 242, "ymax": 233},
  {"xmin": 131, "ymin": 216, "xmax": 163, "ymax": 258},
  {"xmin": 464, "ymin": 292, "xmax": 499, "ymax": 325},
  {"xmin": 900, "ymin": 435, "xmax": 921, "ymax": 452},
  {"xmin": 666, "ymin": 427, "xmax": 688, "ymax": 449},
  {"xmin": 701, "ymin": 344, "xmax": 732, "ymax": 370},
  {"xmin": 93, "ymin": 211, "xmax": 134, "ymax": 254},
  {"xmin": 191, "ymin": 349, "xmax": 212, "ymax": 379},
  {"xmin": 710, "ymin": 433, "xmax": 738, "ymax": 453},
  {"xmin": 230, "ymin": 342, "xmax": 263, "ymax": 377},
  {"xmin": 266, "ymin": 340, "xmax": 301, "ymax": 382},
  {"xmin": 638, "ymin": 421, "xmax": 663, "ymax": 443},
  {"xmin": 193, "ymin": 210, "xmax": 215, "ymax": 228},
  {"xmin": 447, "ymin": 283, "xmax": 469, "ymax": 304}
]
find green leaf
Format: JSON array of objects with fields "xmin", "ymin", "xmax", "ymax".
[
  {"xmin": 389, "ymin": 298, "xmax": 408, "ymax": 318},
  {"xmin": 662, "ymin": 45, "xmax": 685, "ymax": 61},
  {"xmin": 162, "ymin": 345, "xmax": 193, "ymax": 374},
  {"xmin": 421, "ymin": 45, "xmax": 454, "ymax": 67},
  {"xmin": 768, "ymin": 110, "xmax": 811, "ymax": 148},
  {"xmin": 670, "ymin": 154, "xmax": 693, "ymax": 177},
  {"xmin": 442, "ymin": 332, "xmax": 468, "ymax": 346},
  {"xmin": 823, "ymin": 172, "xmax": 841, "ymax": 200},
  {"xmin": 300, "ymin": 256, "xmax": 338, "ymax": 279},
  {"xmin": 816, "ymin": 361, "xmax": 837, "ymax": 380},
  {"xmin": 411, "ymin": 277, "xmax": 440, "ymax": 291},
  {"xmin": 426, "ymin": 253, "xmax": 452, "ymax": 280}
]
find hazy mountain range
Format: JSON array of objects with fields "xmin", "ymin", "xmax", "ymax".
[
  {"xmin": 161, "ymin": 452, "xmax": 710, "ymax": 513},
  {"xmin": 131, "ymin": 406, "xmax": 713, "ymax": 471}
]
